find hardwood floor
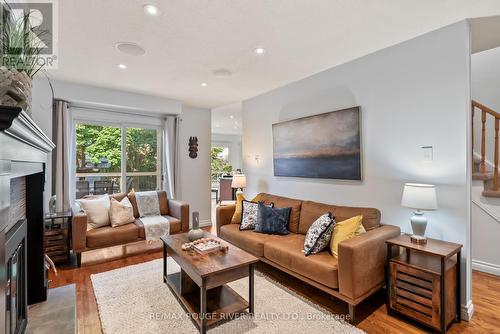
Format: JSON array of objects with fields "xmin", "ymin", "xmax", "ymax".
[{"xmin": 49, "ymin": 229, "xmax": 500, "ymax": 334}]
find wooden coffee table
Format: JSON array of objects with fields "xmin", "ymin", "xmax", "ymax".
[{"xmin": 161, "ymin": 231, "xmax": 258, "ymax": 334}]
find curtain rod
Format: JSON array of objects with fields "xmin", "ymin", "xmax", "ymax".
[{"xmin": 57, "ymin": 99, "xmax": 179, "ymax": 119}]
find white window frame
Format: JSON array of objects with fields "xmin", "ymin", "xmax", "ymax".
[{"xmin": 72, "ymin": 107, "xmax": 163, "ymax": 197}]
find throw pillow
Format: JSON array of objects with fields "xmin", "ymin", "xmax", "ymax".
[
  {"xmin": 330, "ymin": 215, "xmax": 365, "ymax": 258},
  {"xmin": 77, "ymin": 194, "xmax": 111, "ymax": 230},
  {"xmin": 109, "ymin": 197, "xmax": 135, "ymax": 227},
  {"xmin": 254, "ymin": 202, "xmax": 291, "ymax": 235},
  {"xmin": 304, "ymin": 212, "xmax": 335, "ymax": 256},
  {"xmin": 231, "ymin": 193, "xmax": 262, "ymax": 224},
  {"xmin": 240, "ymin": 199, "xmax": 272, "ymax": 230},
  {"xmin": 135, "ymin": 191, "xmax": 161, "ymax": 217}
]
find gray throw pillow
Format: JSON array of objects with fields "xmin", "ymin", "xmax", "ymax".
[
  {"xmin": 304, "ymin": 213, "xmax": 336, "ymax": 256},
  {"xmin": 254, "ymin": 202, "xmax": 291, "ymax": 235}
]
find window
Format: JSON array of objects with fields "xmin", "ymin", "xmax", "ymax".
[{"xmin": 75, "ymin": 122, "xmax": 161, "ymax": 198}]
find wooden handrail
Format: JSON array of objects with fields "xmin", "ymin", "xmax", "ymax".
[
  {"xmin": 472, "ymin": 100, "xmax": 500, "ymax": 119},
  {"xmin": 473, "ymin": 100, "xmax": 500, "ymax": 191}
]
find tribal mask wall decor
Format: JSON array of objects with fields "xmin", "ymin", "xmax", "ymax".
[{"xmin": 189, "ymin": 136, "xmax": 198, "ymax": 159}]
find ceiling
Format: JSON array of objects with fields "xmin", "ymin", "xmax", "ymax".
[
  {"xmin": 49, "ymin": 1, "xmax": 500, "ymax": 108},
  {"xmin": 212, "ymin": 102, "xmax": 242, "ymax": 135}
]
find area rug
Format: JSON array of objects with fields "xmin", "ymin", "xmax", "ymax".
[{"xmin": 91, "ymin": 258, "xmax": 363, "ymax": 334}]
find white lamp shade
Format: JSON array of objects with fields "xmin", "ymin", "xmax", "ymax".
[
  {"xmin": 401, "ymin": 183, "xmax": 437, "ymax": 210},
  {"xmin": 231, "ymin": 174, "xmax": 246, "ymax": 189}
]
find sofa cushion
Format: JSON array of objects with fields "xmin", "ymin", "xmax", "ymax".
[
  {"xmin": 258, "ymin": 193, "xmax": 302, "ymax": 233},
  {"xmin": 134, "ymin": 215, "xmax": 181, "ymax": 239},
  {"xmin": 220, "ymin": 224, "xmax": 283, "ymax": 257},
  {"xmin": 86, "ymin": 223, "xmax": 140, "ymax": 249},
  {"xmin": 263, "ymin": 233, "xmax": 339, "ymax": 289},
  {"xmin": 299, "ymin": 200, "xmax": 381, "ymax": 234}
]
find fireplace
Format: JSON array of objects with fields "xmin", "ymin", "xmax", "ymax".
[
  {"xmin": 0, "ymin": 106, "xmax": 55, "ymax": 333},
  {"xmin": 5, "ymin": 219, "xmax": 27, "ymax": 334}
]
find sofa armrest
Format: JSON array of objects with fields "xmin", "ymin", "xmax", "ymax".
[
  {"xmin": 168, "ymin": 199, "xmax": 189, "ymax": 232},
  {"xmin": 338, "ymin": 224, "xmax": 400, "ymax": 301},
  {"xmin": 216, "ymin": 204, "xmax": 236, "ymax": 236},
  {"xmin": 72, "ymin": 212, "xmax": 88, "ymax": 253}
]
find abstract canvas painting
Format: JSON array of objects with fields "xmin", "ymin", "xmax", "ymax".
[{"xmin": 272, "ymin": 107, "xmax": 361, "ymax": 180}]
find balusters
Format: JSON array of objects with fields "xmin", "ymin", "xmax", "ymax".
[
  {"xmin": 495, "ymin": 118, "xmax": 499, "ymax": 191},
  {"xmin": 481, "ymin": 110, "xmax": 487, "ymax": 173}
]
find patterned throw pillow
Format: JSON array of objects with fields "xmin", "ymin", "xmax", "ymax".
[
  {"xmin": 240, "ymin": 200, "xmax": 272, "ymax": 230},
  {"xmin": 304, "ymin": 213, "xmax": 336, "ymax": 256}
]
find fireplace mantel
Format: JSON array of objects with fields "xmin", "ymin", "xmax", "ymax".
[{"xmin": 0, "ymin": 105, "xmax": 55, "ymax": 333}]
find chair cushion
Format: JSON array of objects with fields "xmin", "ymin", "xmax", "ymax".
[
  {"xmin": 86, "ymin": 223, "xmax": 140, "ymax": 249},
  {"xmin": 299, "ymin": 200, "xmax": 381, "ymax": 234},
  {"xmin": 263, "ymin": 233, "xmax": 339, "ymax": 289},
  {"xmin": 220, "ymin": 224, "xmax": 283, "ymax": 257},
  {"xmin": 258, "ymin": 193, "xmax": 302, "ymax": 233},
  {"xmin": 134, "ymin": 215, "xmax": 181, "ymax": 239}
]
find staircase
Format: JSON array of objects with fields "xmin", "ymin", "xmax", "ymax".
[{"xmin": 472, "ymin": 100, "xmax": 500, "ymax": 197}]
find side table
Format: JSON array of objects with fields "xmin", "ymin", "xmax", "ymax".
[
  {"xmin": 386, "ymin": 235, "xmax": 462, "ymax": 333},
  {"xmin": 44, "ymin": 211, "xmax": 72, "ymax": 264}
]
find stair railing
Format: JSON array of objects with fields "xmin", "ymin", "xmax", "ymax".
[{"xmin": 472, "ymin": 100, "xmax": 500, "ymax": 191}]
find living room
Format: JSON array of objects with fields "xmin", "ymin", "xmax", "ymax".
[{"xmin": 1, "ymin": 1, "xmax": 500, "ymax": 334}]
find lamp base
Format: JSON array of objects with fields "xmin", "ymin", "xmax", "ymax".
[{"xmin": 410, "ymin": 234, "xmax": 427, "ymax": 244}]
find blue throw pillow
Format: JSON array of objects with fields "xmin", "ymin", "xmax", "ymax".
[{"xmin": 254, "ymin": 202, "xmax": 291, "ymax": 235}]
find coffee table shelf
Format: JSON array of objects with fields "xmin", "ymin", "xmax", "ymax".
[{"xmin": 165, "ymin": 271, "xmax": 249, "ymax": 328}]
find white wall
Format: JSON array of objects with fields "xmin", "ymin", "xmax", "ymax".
[
  {"xmin": 211, "ymin": 133, "xmax": 243, "ymax": 171},
  {"xmin": 243, "ymin": 21, "xmax": 472, "ymax": 310},
  {"xmin": 178, "ymin": 105, "xmax": 212, "ymax": 225}
]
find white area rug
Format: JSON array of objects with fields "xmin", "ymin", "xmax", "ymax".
[{"xmin": 91, "ymin": 258, "xmax": 363, "ymax": 334}]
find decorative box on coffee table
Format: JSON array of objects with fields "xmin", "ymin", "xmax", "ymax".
[{"xmin": 386, "ymin": 235, "xmax": 462, "ymax": 334}]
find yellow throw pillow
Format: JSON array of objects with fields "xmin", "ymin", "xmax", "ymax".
[
  {"xmin": 230, "ymin": 193, "xmax": 262, "ymax": 224},
  {"xmin": 330, "ymin": 215, "xmax": 365, "ymax": 257}
]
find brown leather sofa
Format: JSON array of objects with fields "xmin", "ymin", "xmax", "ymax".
[
  {"xmin": 216, "ymin": 193, "xmax": 400, "ymax": 321},
  {"xmin": 72, "ymin": 190, "xmax": 189, "ymax": 266}
]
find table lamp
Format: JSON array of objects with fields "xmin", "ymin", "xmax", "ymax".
[
  {"xmin": 401, "ymin": 183, "xmax": 438, "ymax": 244},
  {"xmin": 231, "ymin": 174, "xmax": 246, "ymax": 196}
]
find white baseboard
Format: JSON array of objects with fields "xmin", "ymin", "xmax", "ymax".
[
  {"xmin": 461, "ymin": 300, "xmax": 474, "ymax": 321},
  {"xmin": 199, "ymin": 220, "xmax": 213, "ymax": 228},
  {"xmin": 472, "ymin": 259, "xmax": 500, "ymax": 276}
]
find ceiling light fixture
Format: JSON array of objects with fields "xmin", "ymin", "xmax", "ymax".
[
  {"xmin": 254, "ymin": 47, "xmax": 265, "ymax": 55},
  {"xmin": 118, "ymin": 63, "xmax": 127, "ymax": 69},
  {"xmin": 229, "ymin": 115, "xmax": 234, "ymax": 119},
  {"xmin": 201, "ymin": 82, "xmax": 208, "ymax": 87},
  {"xmin": 143, "ymin": 4, "xmax": 160, "ymax": 16}
]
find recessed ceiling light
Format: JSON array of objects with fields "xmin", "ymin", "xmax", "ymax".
[
  {"xmin": 229, "ymin": 115, "xmax": 234, "ymax": 119},
  {"xmin": 254, "ymin": 47, "xmax": 265, "ymax": 55},
  {"xmin": 116, "ymin": 42, "xmax": 146, "ymax": 56},
  {"xmin": 118, "ymin": 63, "xmax": 127, "ymax": 69},
  {"xmin": 143, "ymin": 4, "xmax": 160, "ymax": 16},
  {"xmin": 201, "ymin": 82, "xmax": 208, "ymax": 87}
]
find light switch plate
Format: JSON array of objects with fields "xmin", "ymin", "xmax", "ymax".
[{"xmin": 422, "ymin": 146, "xmax": 433, "ymax": 161}]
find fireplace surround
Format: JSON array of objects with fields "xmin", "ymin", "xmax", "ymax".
[{"xmin": 0, "ymin": 106, "xmax": 55, "ymax": 333}]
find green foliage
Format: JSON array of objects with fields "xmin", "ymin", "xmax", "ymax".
[
  {"xmin": 0, "ymin": 3, "xmax": 47, "ymax": 77},
  {"xmin": 76, "ymin": 124, "xmax": 158, "ymax": 173},
  {"xmin": 211, "ymin": 147, "xmax": 232, "ymax": 181}
]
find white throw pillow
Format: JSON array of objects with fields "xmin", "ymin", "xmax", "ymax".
[
  {"xmin": 77, "ymin": 194, "xmax": 111, "ymax": 230},
  {"xmin": 109, "ymin": 197, "xmax": 135, "ymax": 227}
]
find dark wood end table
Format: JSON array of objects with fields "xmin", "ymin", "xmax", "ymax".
[
  {"xmin": 386, "ymin": 234, "xmax": 462, "ymax": 334},
  {"xmin": 161, "ymin": 231, "xmax": 258, "ymax": 334}
]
